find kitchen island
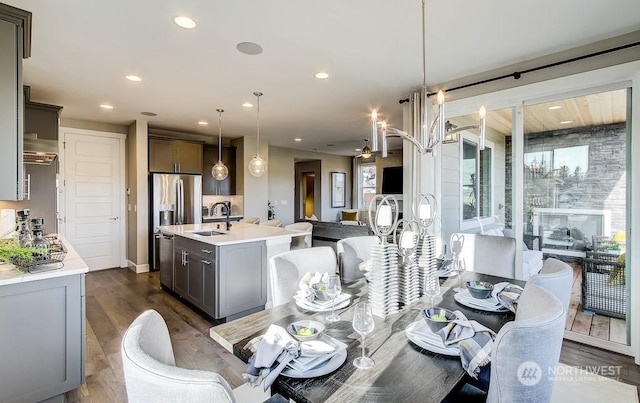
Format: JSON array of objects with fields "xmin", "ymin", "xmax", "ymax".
[
  {"xmin": 0, "ymin": 237, "xmax": 88, "ymax": 403},
  {"xmin": 158, "ymin": 222, "xmax": 311, "ymax": 321}
]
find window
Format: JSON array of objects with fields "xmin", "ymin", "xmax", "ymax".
[
  {"xmin": 462, "ymin": 137, "xmax": 492, "ymax": 220},
  {"xmin": 360, "ymin": 164, "xmax": 376, "ymax": 207}
]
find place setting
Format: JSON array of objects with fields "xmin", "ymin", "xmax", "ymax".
[
  {"xmin": 293, "ymin": 272, "xmax": 351, "ymax": 318},
  {"xmin": 453, "ymin": 280, "xmax": 523, "ymax": 313}
]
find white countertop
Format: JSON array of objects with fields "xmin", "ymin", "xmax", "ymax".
[
  {"xmin": 159, "ymin": 222, "xmax": 310, "ymax": 246},
  {"xmin": 203, "ymin": 214, "xmax": 244, "ymax": 220},
  {"xmin": 0, "ymin": 236, "xmax": 89, "ymax": 286}
]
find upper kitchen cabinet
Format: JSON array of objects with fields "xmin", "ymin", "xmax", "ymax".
[
  {"xmin": 148, "ymin": 137, "xmax": 203, "ymax": 174},
  {"xmin": 0, "ymin": 4, "xmax": 31, "ymax": 201},
  {"xmin": 202, "ymin": 145, "xmax": 236, "ymax": 195},
  {"xmin": 24, "ymin": 86, "xmax": 62, "ymax": 141}
]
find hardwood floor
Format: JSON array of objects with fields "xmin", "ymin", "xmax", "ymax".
[{"xmin": 68, "ymin": 267, "xmax": 640, "ymax": 401}]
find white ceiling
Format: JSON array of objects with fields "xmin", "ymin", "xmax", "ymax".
[{"xmin": 6, "ymin": 0, "xmax": 640, "ymax": 156}]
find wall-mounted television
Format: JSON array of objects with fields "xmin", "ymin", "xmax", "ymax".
[{"xmin": 381, "ymin": 166, "xmax": 403, "ymax": 194}]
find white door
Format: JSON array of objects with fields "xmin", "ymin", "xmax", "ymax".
[{"xmin": 60, "ymin": 128, "xmax": 124, "ymax": 271}]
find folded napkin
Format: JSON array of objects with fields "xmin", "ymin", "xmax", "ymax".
[
  {"xmin": 242, "ymin": 325, "xmax": 299, "ymax": 391},
  {"xmin": 299, "ymin": 271, "xmax": 329, "ymax": 290},
  {"xmin": 492, "ymin": 282, "xmax": 524, "ymax": 313},
  {"xmin": 437, "ymin": 311, "xmax": 496, "ymax": 379}
]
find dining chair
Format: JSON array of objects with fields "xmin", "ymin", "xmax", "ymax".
[
  {"xmin": 336, "ymin": 236, "xmax": 379, "ymax": 281},
  {"xmin": 261, "ymin": 219, "xmax": 283, "ymax": 227},
  {"xmin": 285, "ymin": 222, "xmax": 313, "ymax": 249},
  {"xmin": 528, "ymin": 258, "xmax": 574, "ymax": 315},
  {"xmin": 239, "ymin": 216, "xmax": 260, "ymax": 224},
  {"xmin": 452, "ymin": 233, "xmax": 516, "ymax": 278},
  {"xmin": 268, "ymin": 246, "xmax": 338, "ymax": 307},
  {"xmin": 486, "ymin": 282, "xmax": 565, "ymax": 403}
]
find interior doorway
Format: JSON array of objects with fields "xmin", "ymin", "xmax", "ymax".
[{"xmin": 294, "ymin": 160, "xmax": 321, "ymax": 221}]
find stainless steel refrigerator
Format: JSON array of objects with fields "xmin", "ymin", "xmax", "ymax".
[{"xmin": 150, "ymin": 173, "xmax": 202, "ymax": 270}]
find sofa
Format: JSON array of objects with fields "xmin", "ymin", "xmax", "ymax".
[
  {"xmin": 299, "ymin": 219, "xmax": 373, "ymax": 251},
  {"xmin": 486, "ymin": 228, "xmax": 544, "ymax": 280}
]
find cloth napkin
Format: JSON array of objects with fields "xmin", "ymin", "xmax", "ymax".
[
  {"xmin": 437, "ymin": 311, "xmax": 496, "ymax": 379},
  {"xmin": 492, "ymin": 282, "xmax": 524, "ymax": 313},
  {"xmin": 299, "ymin": 271, "xmax": 329, "ymax": 290},
  {"xmin": 242, "ymin": 325, "xmax": 299, "ymax": 391}
]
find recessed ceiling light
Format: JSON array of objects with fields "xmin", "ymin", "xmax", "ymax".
[
  {"xmin": 242, "ymin": 102, "xmax": 253, "ymax": 108},
  {"xmin": 173, "ymin": 16, "xmax": 196, "ymax": 29},
  {"xmin": 126, "ymin": 74, "xmax": 142, "ymax": 82},
  {"xmin": 141, "ymin": 111, "xmax": 157, "ymax": 117},
  {"xmin": 548, "ymin": 105, "xmax": 562, "ymax": 110},
  {"xmin": 294, "ymin": 138, "xmax": 302, "ymax": 142},
  {"xmin": 560, "ymin": 120, "xmax": 572, "ymax": 124},
  {"xmin": 198, "ymin": 120, "xmax": 208, "ymax": 126},
  {"xmin": 315, "ymin": 72, "xmax": 329, "ymax": 79},
  {"xmin": 355, "ymin": 148, "xmax": 361, "ymax": 152},
  {"xmin": 236, "ymin": 42, "xmax": 263, "ymax": 55},
  {"xmin": 100, "ymin": 104, "xmax": 114, "ymax": 110}
]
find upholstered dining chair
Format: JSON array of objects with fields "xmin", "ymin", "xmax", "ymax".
[
  {"xmin": 528, "ymin": 257, "xmax": 574, "ymax": 315},
  {"xmin": 268, "ymin": 246, "xmax": 338, "ymax": 307},
  {"xmin": 239, "ymin": 216, "xmax": 260, "ymax": 224},
  {"xmin": 452, "ymin": 233, "xmax": 516, "ymax": 278},
  {"xmin": 121, "ymin": 309, "xmax": 235, "ymax": 403},
  {"xmin": 336, "ymin": 236, "xmax": 380, "ymax": 281},
  {"xmin": 261, "ymin": 219, "xmax": 283, "ymax": 227},
  {"xmin": 285, "ymin": 222, "xmax": 313, "ymax": 249},
  {"xmin": 486, "ymin": 282, "xmax": 565, "ymax": 403}
]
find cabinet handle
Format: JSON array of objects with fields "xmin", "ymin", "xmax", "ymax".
[
  {"xmin": 201, "ymin": 259, "xmax": 211, "ymax": 265},
  {"xmin": 201, "ymin": 249, "xmax": 211, "ymax": 254}
]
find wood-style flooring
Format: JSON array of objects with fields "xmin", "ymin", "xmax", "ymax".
[
  {"xmin": 566, "ymin": 262, "xmax": 627, "ymax": 343},
  {"xmin": 67, "ymin": 267, "xmax": 640, "ymax": 401}
]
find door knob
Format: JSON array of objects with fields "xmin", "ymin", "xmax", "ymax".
[{"xmin": 109, "ymin": 217, "xmax": 119, "ymax": 221}]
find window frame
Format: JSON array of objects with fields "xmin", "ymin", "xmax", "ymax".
[{"xmin": 459, "ymin": 132, "xmax": 495, "ymax": 231}]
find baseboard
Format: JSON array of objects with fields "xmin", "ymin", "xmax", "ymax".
[{"xmin": 127, "ymin": 260, "xmax": 150, "ymax": 274}]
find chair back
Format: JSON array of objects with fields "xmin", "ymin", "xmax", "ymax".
[
  {"xmin": 239, "ymin": 217, "xmax": 260, "ymax": 224},
  {"xmin": 528, "ymin": 258, "xmax": 573, "ymax": 315},
  {"xmin": 336, "ymin": 236, "xmax": 380, "ymax": 281},
  {"xmin": 452, "ymin": 233, "xmax": 516, "ymax": 278},
  {"xmin": 261, "ymin": 219, "xmax": 283, "ymax": 227},
  {"xmin": 285, "ymin": 222, "xmax": 313, "ymax": 249},
  {"xmin": 121, "ymin": 309, "xmax": 235, "ymax": 403},
  {"xmin": 268, "ymin": 247, "xmax": 337, "ymax": 306},
  {"xmin": 487, "ymin": 283, "xmax": 564, "ymax": 403}
]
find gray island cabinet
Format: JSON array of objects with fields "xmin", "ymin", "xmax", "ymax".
[
  {"xmin": 158, "ymin": 222, "xmax": 312, "ymax": 320},
  {"xmin": 0, "ymin": 239, "xmax": 88, "ymax": 403}
]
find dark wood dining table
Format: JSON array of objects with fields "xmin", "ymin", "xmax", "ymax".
[{"xmin": 210, "ymin": 272, "xmax": 525, "ymax": 403}]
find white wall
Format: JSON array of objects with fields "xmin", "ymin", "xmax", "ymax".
[
  {"xmin": 240, "ymin": 136, "xmax": 270, "ymax": 222},
  {"xmin": 268, "ymin": 146, "xmax": 352, "ymax": 225}
]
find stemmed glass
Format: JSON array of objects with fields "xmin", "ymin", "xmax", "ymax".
[
  {"xmin": 352, "ymin": 302, "xmax": 375, "ymax": 370},
  {"xmin": 325, "ymin": 275, "xmax": 342, "ymax": 322},
  {"xmin": 424, "ymin": 273, "xmax": 441, "ymax": 307},
  {"xmin": 452, "ymin": 256, "xmax": 467, "ymax": 292}
]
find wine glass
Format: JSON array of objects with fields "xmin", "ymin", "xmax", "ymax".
[
  {"xmin": 424, "ymin": 273, "xmax": 441, "ymax": 307},
  {"xmin": 325, "ymin": 275, "xmax": 342, "ymax": 322},
  {"xmin": 352, "ymin": 302, "xmax": 375, "ymax": 370},
  {"xmin": 453, "ymin": 256, "xmax": 467, "ymax": 292}
]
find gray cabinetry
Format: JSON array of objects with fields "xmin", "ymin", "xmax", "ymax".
[
  {"xmin": 149, "ymin": 138, "xmax": 203, "ymax": 174},
  {"xmin": 158, "ymin": 232, "xmax": 174, "ymax": 289},
  {"xmin": 0, "ymin": 5, "xmax": 30, "ymax": 201},
  {"xmin": 203, "ymin": 145, "xmax": 236, "ymax": 195},
  {"xmin": 166, "ymin": 235, "xmax": 266, "ymax": 320},
  {"xmin": 0, "ymin": 273, "xmax": 85, "ymax": 402}
]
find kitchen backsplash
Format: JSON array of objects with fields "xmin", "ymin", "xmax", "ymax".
[{"xmin": 202, "ymin": 195, "xmax": 244, "ymax": 216}]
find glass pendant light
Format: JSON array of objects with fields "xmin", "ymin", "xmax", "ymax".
[
  {"xmin": 211, "ymin": 108, "xmax": 229, "ymax": 181},
  {"xmin": 361, "ymin": 139, "xmax": 372, "ymax": 158},
  {"xmin": 248, "ymin": 91, "xmax": 267, "ymax": 177}
]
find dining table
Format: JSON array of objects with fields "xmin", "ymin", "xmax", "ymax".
[{"xmin": 210, "ymin": 272, "xmax": 525, "ymax": 403}]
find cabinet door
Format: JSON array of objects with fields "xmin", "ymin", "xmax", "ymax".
[
  {"xmin": 149, "ymin": 138, "xmax": 176, "ymax": 172},
  {"xmin": 176, "ymin": 141, "xmax": 202, "ymax": 174},
  {"xmin": 159, "ymin": 233, "xmax": 174, "ymax": 289},
  {"xmin": 185, "ymin": 247, "xmax": 203, "ymax": 306},
  {"xmin": 173, "ymin": 247, "xmax": 188, "ymax": 296},
  {"xmin": 201, "ymin": 256, "xmax": 216, "ymax": 315}
]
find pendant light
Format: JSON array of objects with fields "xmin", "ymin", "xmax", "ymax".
[
  {"xmin": 248, "ymin": 91, "xmax": 267, "ymax": 177},
  {"xmin": 361, "ymin": 139, "xmax": 372, "ymax": 159},
  {"xmin": 211, "ymin": 108, "xmax": 229, "ymax": 181}
]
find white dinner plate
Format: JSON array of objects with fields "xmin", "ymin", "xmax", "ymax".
[
  {"xmin": 281, "ymin": 349, "xmax": 347, "ymax": 378},
  {"xmin": 287, "ymin": 335, "xmax": 348, "ymax": 373},
  {"xmin": 295, "ymin": 296, "xmax": 351, "ymax": 312},
  {"xmin": 453, "ymin": 290, "xmax": 509, "ymax": 312},
  {"xmin": 405, "ymin": 320, "xmax": 460, "ymax": 356}
]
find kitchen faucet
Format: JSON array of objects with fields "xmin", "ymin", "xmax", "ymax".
[{"xmin": 211, "ymin": 201, "xmax": 232, "ymax": 231}]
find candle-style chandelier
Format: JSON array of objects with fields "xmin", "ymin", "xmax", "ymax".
[{"xmin": 370, "ymin": 0, "xmax": 486, "ymax": 157}]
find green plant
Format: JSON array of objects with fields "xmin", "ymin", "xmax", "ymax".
[{"xmin": 0, "ymin": 238, "xmax": 45, "ymax": 272}]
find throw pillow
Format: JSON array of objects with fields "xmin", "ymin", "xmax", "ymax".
[{"xmin": 342, "ymin": 211, "xmax": 358, "ymax": 221}]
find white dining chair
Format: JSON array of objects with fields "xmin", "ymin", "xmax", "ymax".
[
  {"xmin": 261, "ymin": 219, "xmax": 283, "ymax": 227},
  {"xmin": 285, "ymin": 222, "xmax": 313, "ymax": 249},
  {"xmin": 268, "ymin": 247, "xmax": 338, "ymax": 307},
  {"xmin": 239, "ymin": 217, "xmax": 260, "ymax": 224},
  {"xmin": 528, "ymin": 258, "xmax": 574, "ymax": 315},
  {"xmin": 452, "ymin": 233, "xmax": 516, "ymax": 278},
  {"xmin": 336, "ymin": 236, "xmax": 379, "ymax": 281}
]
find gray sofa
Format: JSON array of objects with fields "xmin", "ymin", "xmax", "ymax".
[{"xmin": 299, "ymin": 220, "xmax": 373, "ymax": 250}]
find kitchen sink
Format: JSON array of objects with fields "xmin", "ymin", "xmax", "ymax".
[{"xmin": 189, "ymin": 230, "xmax": 225, "ymax": 236}]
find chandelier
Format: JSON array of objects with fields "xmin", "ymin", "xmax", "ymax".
[{"xmin": 370, "ymin": 0, "xmax": 486, "ymax": 157}]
